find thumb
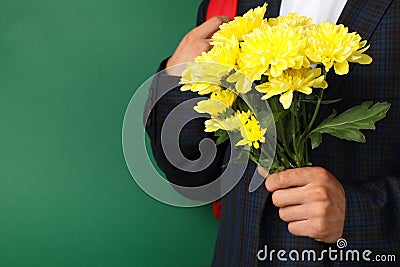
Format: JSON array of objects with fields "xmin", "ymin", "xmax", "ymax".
[
  {"xmin": 257, "ymin": 166, "xmax": 269, "ymax": 178},
  {"xmin": 193, "ymin": 16, "xmax": 230, "ymax": 39}
]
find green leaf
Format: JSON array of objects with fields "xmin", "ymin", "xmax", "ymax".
[
  {"xmin": 308, "ymin": 101, "xmax": 391, "ymax": 149},
  {"xmin": 215, "ymin": 129, "xmax": 229, "ymax": 145},
  {"xmin": 310, "ymin": 132, "xmax": 322, "ymax": 149}
]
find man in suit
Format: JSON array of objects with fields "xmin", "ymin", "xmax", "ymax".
[{"xmin": 145, "ymin": 0, "xmax": 399, "ymax": 265}]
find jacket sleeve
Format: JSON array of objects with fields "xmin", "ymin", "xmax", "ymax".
[
  {"xmin": 341, "ymin": 176, "xmax": 400, "ymax": 258},
  {"xmin": 144, "ymin": 0, "xmax": 229, "ymax": 187}
]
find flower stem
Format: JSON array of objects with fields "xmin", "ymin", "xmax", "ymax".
[
  {"xmin": 290, "ymin": 93, "xmax": 302, "ymax": 167},
  {"xmin": 305, "ymin": 90, "xmax": 324, "ymax": 136},
  {"xmin": 269, "ymin": 98, "xmax": 296, "ymax": 160},
  {"xmin": 299, "ymin": 70, "xmax": 327, "ymax": 149},
  {"xmin": 299, "ymin": 94, "xmax": 309, "ymax": 165}
]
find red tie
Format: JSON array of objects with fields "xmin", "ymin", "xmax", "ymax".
[
  {"xmin": 206, "ymin": 0, "xmax": 238, "ymax": 220},
  {"xmin": 206, "ymin": 0, "xmax": 238, "ymax": 20}
]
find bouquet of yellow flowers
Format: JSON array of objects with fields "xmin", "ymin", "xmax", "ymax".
[{"xmin": 179, "ymin": 4, "xmax": 390, "ymax": 173}]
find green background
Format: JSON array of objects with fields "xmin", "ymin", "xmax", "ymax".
[{"xmin": 0, "ymin": 0, "xmax": 219, "ymax": 266}]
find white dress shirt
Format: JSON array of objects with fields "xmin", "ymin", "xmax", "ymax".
[{"xmin": 280, "ymin": 0, "xmax": 348, "ymax": 23}]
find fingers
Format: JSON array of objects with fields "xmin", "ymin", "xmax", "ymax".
[
  {"xmin": 279, "ymin": 204, "xmax": 310, "ymax": 222},
  {"xmin": 281, "ymin": 203, "xmax": 343, "ymax": 242},
  {"xmin": 192, "ymin": 16, "xmax": 230, "ymax": 39},
  {"xmin": 265, "ymin": 167, "xmax": 328, "ymax": 192},
  {"xmin": 262, "ymin": 166, "xmax": 345, "ymax": 243},
  {"xmin": 278, "ymin": 201, "xmax": 330, "ymax": 222},
  {"xmin": 271, "ymin": 186, "xmax": 309, "ymax": 207},
  {"xmin": 165, "ymin": 16, "xmax": 230, "ymax": 76},
  {"xmin": 165, "ymin": 39, "xmax": 211, "ymax": 76},
  {"xmin": 259, "ymin": 167, "xmax": 346, "ymax": 243},
  {"xmin": 287, "ymin": 219, "xmax": 312, "ymax": 238},
  {"xmin": 257, "ymin": 166, "xmax": 268, "ymax": 178},
  {"xmin": 288, "ymin": 218, "xmax": 333, "ymax": 242}
]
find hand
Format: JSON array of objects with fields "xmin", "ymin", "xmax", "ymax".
[
  {"xmin": 258, "ymin": 166, "xmax": 346, "ymax": 243},
  {"xmin": 165, "ymin": 16, "xmax": 230, "ymax": 76}
]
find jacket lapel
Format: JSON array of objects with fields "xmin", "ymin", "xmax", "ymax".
[
  {"xmin": 338, "ymin": 0, "xmax": 392, "ymax": 39},
  {"xmin": 325, "ymin": 0, "xmax": 393, "ymax": 99},
  {"xmin": 264, "ymin": 0, "xmax": 281, "ymax": 18}
]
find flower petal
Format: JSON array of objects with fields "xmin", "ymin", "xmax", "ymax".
[
  {"xmin": 279, "ymin": 90, "xmax": 294, "ymax": 109},
  {"xmin": 334, "ymin": 60, "xmax": 349, "ymax": 75}
]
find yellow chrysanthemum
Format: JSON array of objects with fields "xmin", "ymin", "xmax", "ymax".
[
  {"xmin": 226, "ymin": 71, "xmax": 253, "ymax": 93},
  {"xmin": 196, "ymin": 35, "xmax": 239, "ymax": 68},
  {"xmin": 210, "ymin": 88, "xmax": 237, "ymax": 107},
  {"xmin": 267, "ymin": 13, "xmax": 313, "ymax": 28},
  {"xmin": 256, "ymin": 68, "xmax": 328, "ymax": 109},
  {"xmin": 236, "ymin": 115, "xmax": 267, "ymax": 149},
  {"xmin": 238, "ymin": 24, "xmax": 309, "ymax": 81},
  {"xmin": 180, "ymin": 37, "xmax": 239, "ymax": 94},
  {"xmin": 204, "ymin": 110, "xmax": 251, "ymax": 132},
  {"xmin": 306, "ymin": 22, "xmax": 372, "ymax": 75},
  {"xmin": 205, "ymin": 115, "xmax": 238, "ymax": 132},
  {"xmin": 236, "ymin": 110, "xmax": 252, "ymax": 125},
  {"xmin": 180, "ymin": 60, "xmax": 225, "ymax": 95},
  {"xmin": 181, "ymin": 82, "xmax": 222, "ymax": 95},
  {"xmin": 193, "ymin": 99, "xmax": 228, "ymax": 117},
  {"xmin": 211, "ymin": 3, "xmax": 267, "ymax": 46},
  {"xmin": 204, "ymin": 118, "xmax": 228, "ymax": 132},
  {"xmin": 193, "ymin": 89, "xmax": 237, "ymax": 116}
]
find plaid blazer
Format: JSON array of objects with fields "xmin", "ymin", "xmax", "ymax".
[{"xmin": 145, "ymin": 0, "xmax": 400, "ymax": 266}]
